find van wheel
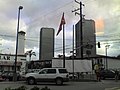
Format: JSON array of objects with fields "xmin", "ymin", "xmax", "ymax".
[
  {"xmin": 56, "ymin": 78, "xmax": 63, "ymax": 85},
  {"xmin": 27, "ymin": 77, "xmax": 36, "ymax": 85}
]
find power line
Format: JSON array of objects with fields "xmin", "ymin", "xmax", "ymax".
[
  {"xmin": 1, "ymin": 33, "xmax": 120, "ymax": 44},
  {"xmin": 20, "ymin": 1, "xmax": 74, "ymax": 30}
]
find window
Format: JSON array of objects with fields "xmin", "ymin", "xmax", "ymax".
[
  {"xmin": 12, "ymin": 66, "xmax": 14, "ymax": 70},
  {"xmin": 59, "ymin": 69, "xmax": 68, "ymax": 73},
  {"xmin": 39, "ymin": 69, "xmax": 47, "ymax": 74},
  {"xmin": 47, "ymin": 69, "xmax": 56, "ymax": 74}
]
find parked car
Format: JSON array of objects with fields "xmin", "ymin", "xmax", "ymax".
[
  {"xmin": 25, "ymin": 68, "xmax": 69, "ymax": 85},
  {"xmin": 100, "ymin": 69, "xmax": 120, "ymax": 80},
  {"xmin": 8, "ymin": 72, "xmax": 21, "ymax": 81},
  {"xmin": 1, "ymin": 71, "xmax": 21, "ymax": 81},
  {"xmin": 1, "ymin": 71, "xmax": 8, "ymax": 80},
  {"xmin": 69, "ymin": 73, "xmax": 78, "ymax": 79}
]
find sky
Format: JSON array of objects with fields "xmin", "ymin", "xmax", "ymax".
[{"xmin": 0, "ymin": 0, "xmax": 120, "ymax": 60}]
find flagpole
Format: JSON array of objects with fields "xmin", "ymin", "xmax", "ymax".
[
  {"xmin": 63, "ymin": 19, "xmax": 65, "ymax": 68},
  {"xmin": 56, "ymin": 12, "xmax": 65, "ymax": 68}
]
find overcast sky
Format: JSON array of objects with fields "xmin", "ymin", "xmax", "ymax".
[{"xmin": 0, "ymin": 0, "xmax": 120, "ymax": 59}]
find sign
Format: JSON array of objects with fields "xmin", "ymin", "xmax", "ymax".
[{"xmin": 0, "ymin": 55, "xmax": 10, "ymax": 60}]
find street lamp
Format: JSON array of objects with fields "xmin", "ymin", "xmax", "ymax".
[{"xmin": 14, "ymin": 6, "xmax": 23, "ymax": 81}]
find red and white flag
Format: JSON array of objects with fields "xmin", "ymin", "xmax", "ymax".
[{"xmin": 56, "ymin": 12, "xmax": 66, "ymax": 36}]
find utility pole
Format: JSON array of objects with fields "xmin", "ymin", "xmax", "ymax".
[
  {"xmin": 72, "ymin": 0, "xmax": 84, "ymax": 58},
  {"xmin": 105, "ymin": 45, "xmax": 110, "ymax": 69},
  {"xmin": 72, "ymin": 25, "xmax": 75, "ymax": 78}
]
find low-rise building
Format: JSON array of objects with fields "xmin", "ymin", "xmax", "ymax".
[{"xmin": 0, "ymin": 54, "xmax": 26, "ymax": 72}]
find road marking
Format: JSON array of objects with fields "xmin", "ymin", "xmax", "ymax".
[{"xmin": 105, "ymin": 87, "xmax": 120, "ymax": 90}]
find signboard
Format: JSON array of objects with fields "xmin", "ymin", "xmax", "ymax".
[
  {"xmin": 0, "ymin": 54, "xmax": 26, "ymax": 61},
  {"xmin": 0, "ymin": 55, "xmax": 10, "ymax": 60}
]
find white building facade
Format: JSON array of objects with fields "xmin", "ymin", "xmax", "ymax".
[
  {"xmin": 0, "ymin": 31, "xmax": 26, "ymax": 72},
  {"xmin": 0, "ymin": 54, "xmax": 26, "ymax": 72}
]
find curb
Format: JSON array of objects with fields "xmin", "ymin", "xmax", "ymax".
[{"xmin": 0, "ymin": 81, "xmax": 25, "ymax": 84}]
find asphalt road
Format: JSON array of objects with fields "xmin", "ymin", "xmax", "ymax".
[{"xmin": 0, "ymin": 80, "xmax": 120, "ymax": 90}]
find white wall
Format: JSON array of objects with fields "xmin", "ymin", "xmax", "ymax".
[
  {"xmin": 108, "ymin": 58, "xmax": 120, "ymax": 69},
  {"xmin": 52, "ymin": 59, "xmax": 92, "ymax": 72},
  {"xmin": 18, "ymin": 31, "xmax": 25, "ymax": 55}
]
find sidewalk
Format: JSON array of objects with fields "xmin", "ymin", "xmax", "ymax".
[
  {"xmin": 0, "ymin": 80, "xmax": 25, "ymax": 84},
  {"xmin": 0, "ymin": 74, "xmax": 97, "ymax": 84},
  {"xmin": 105, "ymin": 87, "xmax": 120, "ymax": 90}
]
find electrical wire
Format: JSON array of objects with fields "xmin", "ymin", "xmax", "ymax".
[{"xmin": 20, "ymin": 1, "xmax": 74, "ymax": 30}]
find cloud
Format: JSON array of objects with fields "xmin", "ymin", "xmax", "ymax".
[
  {"xmin": 84, "ymin": 0, "xmax": 120, "ymax": 33},
  {"xmin": 0, "ymin": 39, "xmax": 15, "ymax": 54},
  {"xmin": 82, "ymin": 0, "xmax": 120, "ymax": 56},
  {"xmin": 0, "ymin": 0, "xmax": 120, "ymax": 58}
]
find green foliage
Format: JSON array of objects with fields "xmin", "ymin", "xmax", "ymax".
[
  {"xmin": 30, "ymin": 86, "xmax": 39, "ymax": 90},
  {"xmin": 5, "ymin": 87, "xmax": 11, "ymax": 90},
  {"xmin": 4, "ymin": 86, "xmax": 27, "ymax": 90},
  {"xmin": 4, "ymin": 86, "xmax": 50, "ymax": 90},
  {"xmin": 16, "ymin": 86, "xmax": 27, "ymax": 90},
  {"xmin": 41, "ymin": 86, "xmax": 50, "ymax": 90}
]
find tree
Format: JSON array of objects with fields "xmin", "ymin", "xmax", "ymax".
[
  {"xmin": 117, "ymin": 54, "xmax": 120, "ymax": 59},
  {"xmin": 25, "ymin": 50, "xmax": 36, "ymax": 61}
]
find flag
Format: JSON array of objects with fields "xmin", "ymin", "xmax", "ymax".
[{"xmin": 56, "ymin": 12, "xmax": 66, "ymax": 36}]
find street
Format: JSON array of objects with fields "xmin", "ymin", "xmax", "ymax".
[{"xmin": 0, "ymin": 80, "xmax": 120, "ymax": 90}]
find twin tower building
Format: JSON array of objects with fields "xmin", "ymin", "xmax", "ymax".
[
  {"xmin": 0, "ymin": 19, "xmax": 96, "ymax": 72},
  {"xmin": 39, "ymin": 19, "xmax": 96, "ymax": 60}
]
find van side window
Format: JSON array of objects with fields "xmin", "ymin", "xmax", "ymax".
[
  {"xmin": 59, "ymin": 69, "xmax": 68, "ymax": 73},
  {"xmin": 39, "ymin": 69, "xmax": 47, "ymax": 74},
  {"xmin": 47, "ymin": 69, "xmax": 56, "ymax": 74}
]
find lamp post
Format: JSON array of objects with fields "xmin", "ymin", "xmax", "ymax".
[
  {"xmin": 105, "ymin": 45, "xmax": 110, "ymax": 69},
  {"xmin": 14, "ymin": 6, "xmax": 23, "ymax": 81}
]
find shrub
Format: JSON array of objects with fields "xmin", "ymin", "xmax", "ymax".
[
  {"xmin": 30, "ymin": 86, "xmax": 39, "ymax": 90},
  {"xmin": 4, "ymin": 86, "xmax": 50, "ymax": 90},
  {"xmin": 41, "ymin": 86, "xmax": 50, "ymax": 90},
  {"xmin": 16, "ymin": 86, "xmax": 27, "ymax": 90},
  {"xmin": 4, "ymin": 86, "xmax": 27, "ymax": 90}
]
